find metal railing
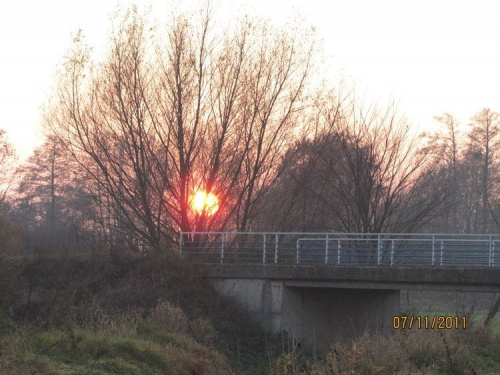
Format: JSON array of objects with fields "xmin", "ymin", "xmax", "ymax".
[{"xmin": 179, "ymin": 232, "xmax": 499, "ymax": 268}]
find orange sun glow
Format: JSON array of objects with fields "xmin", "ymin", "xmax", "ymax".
[{"xmin": 191, "ymin": 191, "xmax": 219, "ymax": 216}]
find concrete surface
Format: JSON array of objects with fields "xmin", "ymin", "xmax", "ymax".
[{"xmin": 205, "ymin": 264, "xmax": 500, "ymax": 349}]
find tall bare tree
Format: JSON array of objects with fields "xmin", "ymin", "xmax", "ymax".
[
  {"xmin": 14, "ymin": 135, "xmax": 94, "ymax": 251},
  {"xmin": 422, "ymin": 113, "xmax": 461, "ymax": 231},
  {"xmin": 467, "ymin": 108, "xmax": 500, "ymax": 232},
  {"xmin": 0, "ymin": 129, "xmax": 21, "ymax": 256},
  {"xmin": 0, "ymin": 129, "xmax": 16, "ymax": 205},
  {"xmin": 46, "ymin": 7, "xmax": 316, "ymax": 250},
  {"xmin": 256, "ymin": 97, "xmax": 448, "ymax": 234},
  {"xmin": 314, "ymin": 101, "xmax": 447, "ymax": 233}
]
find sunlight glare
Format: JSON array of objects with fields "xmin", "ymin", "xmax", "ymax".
[{"xmin": 191, "ymin": 190, "xmax": 219, "ymax": 216}]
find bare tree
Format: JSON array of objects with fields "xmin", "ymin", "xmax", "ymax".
[
  {"xmin": 253, "ymin": 137, "xmax": 329, "ymax": 232},
  {"xmin": 0, "ymin": 129, "xmax": 21, "ymax": 256},
  {"xmin": 458, "ymin": 149, "xmax": 483, "ymax": 233},
  {"xmin": 467, "ymin": 108, "xmax": 500, "ymax": 233},
  {"xmin": 255, "ymin": 96, "xmax": 449, "ymax": 234},
  {"xmin": 46, "ymin": 7, "xmax": 316, "ymax": 250},
  {"xmin": 0, "ymin": 129, "xmax": 16, "ymax": 205},
  {"xmin": 17, "ymin": 135, "xmax": 61, "ymax": 232},
  {"xmin": 14, "ymin": 135, "xmax": 94, "ymax": 251},
  {"xmin": 48, "ymin": 14, "xmax": 170, "ymax": 249},
  {"xmin": 467, "ymin": 109, "xmax": 500, "ymax": 328},
  {"xmin": 315, "ymin": 100, "xmax": 447, "ymax": 233},
  {"xmin": 152, "ymin": 11, "xmax": 315, "ymax": 234},
  {"xmin": 429, "ymin": 113, "xmax": 461, "ymax": 177},
  {"xmin": 421, "ymin": 113, "xmax": 461, "ymax": 231}
]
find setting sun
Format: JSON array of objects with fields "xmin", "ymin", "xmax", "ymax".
[{"xmin": 191, "ymin": 191, "xmax": 219, "ymax": 216}]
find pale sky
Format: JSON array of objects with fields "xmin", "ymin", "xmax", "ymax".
[{"xmin": 1, "ymin": 0, "xmax": 499, "ymax": 159}]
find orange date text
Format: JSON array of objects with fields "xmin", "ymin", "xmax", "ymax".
[{"xmin": 392, "ymin": 315, "xmax": 466, "ymax": 329}]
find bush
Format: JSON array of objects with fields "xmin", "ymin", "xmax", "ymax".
[
  {"xmin": 147, "ymin": 301, "xmax": 189, "ymax": 334},
  {"xmin": 191, "ymin": 317, "xmax": 217, "ymax": 345}
]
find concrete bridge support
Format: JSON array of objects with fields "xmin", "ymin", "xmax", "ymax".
[
  {"xmin": 205, "ymin": 263, "xmax": 500, "ymax": 349},
  {"xmin": 210, "ymin": 278, "xmax": 400, "ymax": 349}
]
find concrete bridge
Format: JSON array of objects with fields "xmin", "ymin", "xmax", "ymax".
[{"xmin": 180, "ymin": 232, "xmax": 500, "ymax": 349}]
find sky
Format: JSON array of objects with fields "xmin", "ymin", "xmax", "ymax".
[{"xmin": 0, "ymin": 0, "xmax": 499, "ymax": 160}]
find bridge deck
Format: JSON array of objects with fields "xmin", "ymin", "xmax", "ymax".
[{"xmin": 200, "ymin": 264, "xmax": 500, "ymax": 292}]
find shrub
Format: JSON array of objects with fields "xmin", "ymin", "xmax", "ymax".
[
  {"xmin": 147, "ymin": 301, "xmax": 189, "ymax": 334},
  {"xmin": 191, "ymin": 317, "xmax": 217, "ymax": 345}
]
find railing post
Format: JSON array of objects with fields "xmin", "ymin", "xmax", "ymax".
[
  {"xmin": 390, "ymin": 239, "xmax": 394, "ymax": 266},
  {"xmin": 263, "ymin": 233, "xmax": 267, "ymax": 264},
  {"xmin": 296, "ymin": 240, "xmax": 300, "ymax": 265},
  {"xmin": 179, "ymin": 232, "xmax": 183, "ymax": 259},
  {"xmin": 489, "ymin": 235, "xmax": 493, "ymax": 267},
  {"xmin": 440, "ymin": 240, "xmax": 444, "ymax": 266},
  {"xmin": 325, "ymin": 234, "xmax": 329, "ymax": 264},
  {"xmin": 221, "ymin": 233, "xmax": 225, "ymax": 264},
  {"xmin": 493, "ymin": 240, "xmax": 496, "ymax": 267},
  {"xmin": 275, "ymin": 234, "xmax": 279, "ymax": 264},
  {"xmin": 377, "ymin": 235, "xmax": 381, "ymax": 265},
  {"xmin": 337, "ymin": 239, "xmax": 341, "ymax": 265},
  {"xmin": 432, "ymin": 235, "xmax": 435, "ymax": 266}
]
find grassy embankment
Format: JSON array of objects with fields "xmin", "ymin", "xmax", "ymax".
[
  {"xmin": 0, "ymin": 253, "xmax": 279, "ymax": 374},
  {"xmin": 1, "ymin": 252, "xmax": 500, "ymax": 374}
]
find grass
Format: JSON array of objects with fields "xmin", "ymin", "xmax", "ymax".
[
  {"xmin": 470, "ymin": 313, "xmax": 500, "ymax": 334},
  {"xmin": 0, "ymin": 252, "xmax": 275, "ymax": 374},
  {"xmin": 269, "ymin": 326, "xmax": 500, "ymax": 375},
  {"xmin": 0, "ymin": 324, "xmax": 231, "ymax": 374}
]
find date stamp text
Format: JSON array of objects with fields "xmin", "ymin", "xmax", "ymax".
[{"xmin": 392, "ymin": 315, "xmax": 467, "ymax": 329}]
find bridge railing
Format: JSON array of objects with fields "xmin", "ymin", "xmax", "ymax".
[{"xmin": 179, "ymin": 232, "xmax": 499, "ymax": 267}]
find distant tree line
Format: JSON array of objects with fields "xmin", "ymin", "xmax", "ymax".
[{"xmin": 0, "ymin": 6, "xmax": 499, "ymax": 255}]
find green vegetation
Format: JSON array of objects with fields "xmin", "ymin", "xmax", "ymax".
[
  {"xmin": 1, "ymin": 254, "xmax": 500, "ymax": 374},
  {"xmin": 0, "ymin": 253, "xmax": 274, "ymax": 374},
  {"xmin": 1, "ymin": 325, "xmax": 228, "ymax": 374}
]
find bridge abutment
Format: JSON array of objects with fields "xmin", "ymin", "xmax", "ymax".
[
  {"xmin": 210, "ymin": 278, "xmax": 400, "ymax": 349},
  {"xmin": 204, "ymin": 263, "xmax": 500, "ymax": 349}
]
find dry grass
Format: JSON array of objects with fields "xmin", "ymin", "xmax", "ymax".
[
  {"xmin": 0, "ymin": 253, "xmax": 273, "ymax": 374},
  {"xmin": 268, "ymin": 325, "xmax": 500, "ymax": 375}
]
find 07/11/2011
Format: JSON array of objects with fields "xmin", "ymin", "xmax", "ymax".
[{"xmin": 392, "ymin": 315, "xmax": 466, "ymax": 329}]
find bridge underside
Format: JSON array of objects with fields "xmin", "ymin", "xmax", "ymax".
[
  {"xmin": 211, "ymin": 278, "xmax": 399, "ymax": 349},
  {"xmin": 205, "ymin": 264, "xmax": 500, "ymax": 349}
]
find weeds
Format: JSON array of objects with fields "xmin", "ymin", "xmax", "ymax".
[{"xmin": 267, "ymin": 326, "xmax": 500, "ymax": 375}]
